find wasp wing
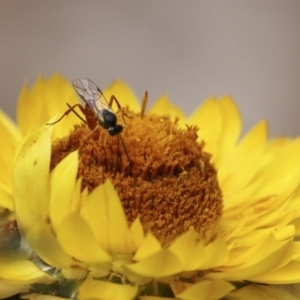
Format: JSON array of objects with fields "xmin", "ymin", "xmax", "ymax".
[{"xmin": 72, "ymin": 79, "xmax": 113, "ymax": 118}]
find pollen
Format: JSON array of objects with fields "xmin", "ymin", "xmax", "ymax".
[{"xmin": 51, "ymin": 113, "xmax": 223, "ymax": 246}]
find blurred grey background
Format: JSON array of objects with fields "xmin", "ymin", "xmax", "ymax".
[{"xmin": 1, "ymin": 1, "xmax": 300, "ymax": 137}]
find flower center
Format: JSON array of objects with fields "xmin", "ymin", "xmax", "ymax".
[{"xmin": 51, "ymin": 112, "xmax": 223, "ymax": 246}]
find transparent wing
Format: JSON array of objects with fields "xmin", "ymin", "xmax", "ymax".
[{"xmin": 72, "ymin": 79, "xmax": 113, "ymax": 116}]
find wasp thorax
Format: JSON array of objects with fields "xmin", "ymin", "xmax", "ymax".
[
  {"xmin": 50, "ymin": 112, "xmax": 222, "ymax": 246},
  {"xmin": 101, "ymin": 110, "xmax": 118, "ymax": 128}
]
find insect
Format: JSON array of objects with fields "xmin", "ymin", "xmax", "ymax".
[
  {"xmin": 50, "ymin": 78, "xmax": 128, "ymax": 135},
  {"xmin": 49, "ymin": 78, "xmax": 132, "ymax": 174}
]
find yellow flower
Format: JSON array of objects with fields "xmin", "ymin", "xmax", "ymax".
[{"xmin": 0, "ymin": 74, "xmax": 300, "ymax": 299}]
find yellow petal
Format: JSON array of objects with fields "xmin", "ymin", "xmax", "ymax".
[
  {"xmin": 0, "ymin": 252, "xmax": 54, "ymax": 284},
  {"xmin": 103, "ymin": 79, "xmax": 140, "ymax": 112},
  {"xmin": 216, "ymin": 96, "xmax": 242, "ymax": 163},
  {"xmin": 129, "ymin": 217, "xmax": 145, "ymax": 250},
  {"xmin": 0, "ymin": 281, "xmax": 28, "ymax": 298},
  {"xmin": 171, "ymin": 279, "xmax": 235, "ymax": 300},
  {"xmin": 292, "ymin": 241, "xmax": 300, "ymax": 260},
  {"xmin": 221, "ymin": 176, "xmax": 265, "ymax": 216},
  {"xmin": 198, "ymin": 238, "xmax": 229, "ymax": 269},
  {"xmin": 77, "ymin": 275, "xmax": 138, "ymax": 300},
  {"xmin": 0, "ymin": 182, "xmax": 14, "ymax": 211},
  {"xmin": 187, "ymin": 97, "xmax": 222, "ymax": 158},
  {"xmin": 50, "ymin": 151, "xmax": 79, "ymax": 233},
  {"xmin": 13, "ymin": 128, "xmax": 51, "ymax": 233},
  {"xmin": 18, "ymin": 77, "xmax": 49, "ymax": 135},
  {"xmin": 72, "ymin": 178, "xmax": 85, "ymax": 212},
  {"xmin": 262, "ymin": 137, "xmax": 291, "ymax": 167},
  {"xmin": 170, "ymin": 230, "xmax": 228, "ymax": 270},
  {"xmin": 17, "ymin": 75, "xmax": 81, "ymax": 140},
  {"xmin": 227, "ymin": 284, "xmax": 299, "ymax": 300},
  {"xmin": 123, "ymin": 267, "xmax": 152, "ymax": 286},
  {"xmin": 169, "ymin": 229, "xmax": 205, "ymax": 271},
  {"xmin": 89, "ymin": 263, "xmax": 111, "ymax": 278},
  {"xmin": 133, "ymin": 232, "xmax": 161, "ymax": 261},
  {"xmin": 273, "ymin": 225, "xmax": 295, "ymax": 241},
  {"xmin": 139, "ymin": 297, "xmax": 174, "ymax": 300},
  {"xmin": 150, "ymin": 94, "xmax": 186, "ymax": 123},
  {"xmin": 208, "ymin": 234, "xmax": 294, "ymax": 281},
  {"xmin": 61, "ymin": 268, "xmax": 87, "ymax": 280},
  {"xmin": 26, "ymin": 225, "xmax": 77, "ymax": 269},
  {"xmin": 45, "ymin": 74, "xmax": 82, "ymax": 139},
  {"xmin": 56, "ymin": 213, "xmax": 111, "ymax": 263},
  {"xmin": 16, "ymin": 83, "xmax": 32, "ymax": 136},
  {"xmin": 125, "ymin": 249, "xmax": 182, "ymax": 277},
  {"xmin": 250, "ymin": 260, "xmax": 300, "ymax": 284},
  {"xmin": 0, "ymin": 109, "xmax": 21, "ymax": 142},
  {"xmin": 139, "ymin": 296, "xmax": 175, "ymax": 300},
  {"xmin": 44, "ymin": 74, "xmax": 79, "ymax": 119},
  {"xmin": 0, "ymin": 109, "xmax": 21, "ymax": 189},
  {"xmin": 218, "ymin": 120, "xmax": 267, "ymax": 195},
  {"xmin": 29, "ymin": 76, "xmax": 48, "ymax": 121},
  {"xmin": 81, "ymin": 180, "xmax": 132, "ymax": 254},
  {"xmin": 223, "ymin": 229, "xmax": 269, "ymax": 259},
  {"xmin": 293, "ymin": 219, "xmax": 300, "ymax": 236},
  {"xmin": 22, "ymin": 295, "xmax": 70, "ymax": 300},
  {"xmin": 252, "ymin": 138, "xmax": 300, "ymax": 199}
]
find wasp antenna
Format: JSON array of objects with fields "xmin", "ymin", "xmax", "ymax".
[{"xmin": 140, "ymin": 91, "xmax": 148, "ymax": 119}]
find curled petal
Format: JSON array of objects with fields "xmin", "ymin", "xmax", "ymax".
[
  {"xmin": 50, "ymin": 151, "xmax": 79, "ymax": 233},
  {"xmin": 13, "ymin": 128, "xmax": 51, "ymax": 233}
]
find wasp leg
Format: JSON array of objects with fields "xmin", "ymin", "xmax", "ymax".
[
  {"xmin": 109, "ymin": 95, "xmax": 132, "ymax": 124},
  {"xmin": 47, "ymin": 103, "xmax": 86, "ymax": 125},
  {"xmin": 66, "ymin": 103, "xmax": 87, "ymax": 123}
]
